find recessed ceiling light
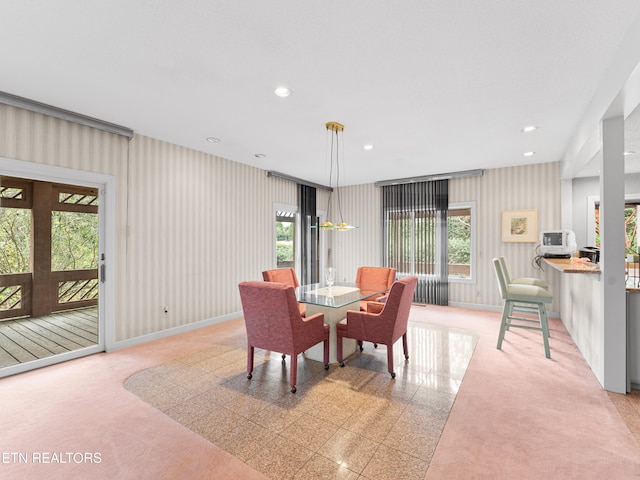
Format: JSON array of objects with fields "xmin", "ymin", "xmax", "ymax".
[
  {"xmin": 206, "ymin": 137, "xmax": 221, "ymax": 143},
  {"xmin": 274, "ymin": 87, "xmax": 291, "ymax": 97},
  {"xmin": 363, "ymin": 145, "xmax": 374, "ymax": 151},
  {"xmin": 254, "ymin": 153, "xmax": 266, "ymax": 158},
  {"xmin": 624, "ymin": 151, "xmax": 635, "ymax": 156},
  {"xmin": 521, "ymin": 125, "xmax": 538, "ymax": 133},
  {"xmin": 523, "ymin": 151, "xmax": 536, "ymax": 157}
]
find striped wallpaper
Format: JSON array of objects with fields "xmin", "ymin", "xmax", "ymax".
[
  {"xmin": 1, "ymin": 102, "xmax": 562, "ymax": 347},
  {"xmin": 448, "ymin": 162, "xmax": 561, "ymax": 311},
  {"xmin": 122, "ymin": 135, "xmax": 297, "ymax": 339},
  {"xmin": 327, "ymin": 183, "xmax": 382, "ymax": 283},
  {"xmin": 336, "ymin": 162, "xmax": 562, "ymax": 312},
  {"xmin": 0, "ymin": 104, "xmax": 299, "ymax": 341}
]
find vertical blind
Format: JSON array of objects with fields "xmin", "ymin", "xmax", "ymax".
[
  {"xmin": 299, "ymin": 184, "xmax": 319, "ymax": 285},
  {"xmin": 382, "ymin": 180, "xmax": 449, "ymax": 305}
]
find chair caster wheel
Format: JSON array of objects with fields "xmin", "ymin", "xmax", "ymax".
[
  {"xmin": 405, "ymin": 355, "xmax": 409, "ymax": 360},
  {"xmin": 324, "ymin": 364, "xmax": 329, "ymax": 371},
  {"xmin": 390, "ymin": 372, "xmax": 396, "ymax": 379},
  {"xmin": 291, "ymin": 386, "xmax": 297, "ymax": 394},
  {"xmin": 340, "ymin": 362, "xmax": 345, "ymax": 368},
  {"xmin": 247, "ymin": 373, "xmax": 252, "ymax": 380},
  {"xmin": 374, "ymin": 343, "xmax": 378, "ymax": 348},
  {"xmin": 359, "ymin": 346, "xmax": 364, "ymax": 352}
]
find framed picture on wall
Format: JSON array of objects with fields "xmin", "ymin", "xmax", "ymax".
[{"xmin": 502, "ymin": 209, "xmax": 538, "ymax": 242}]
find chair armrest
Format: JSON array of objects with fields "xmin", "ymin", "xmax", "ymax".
[
  {"xmin": 345, "ymin": 308, "xmax": 387, "ymax": 340},
  {"xmin": 366, "ymin": 301, "xmax": 385, "ymax": 314},
  {"xmin": 301, "ymin": 312, "xmax": 327, "ymax": 340},
  {"xmin": 347, "ymin": 309, "xmax": 378, "ymax": 321},
  {"xmin": 302, "ymin": 312, "xmax": 325, "ymax": 326}
]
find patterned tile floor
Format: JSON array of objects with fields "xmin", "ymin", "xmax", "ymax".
[{"xmin": 125, "ymin": 322, "xmax": 478, "ymax": 480}]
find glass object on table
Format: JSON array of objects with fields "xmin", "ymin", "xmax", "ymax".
[{"xmin": 324, "ymin": 267, "xmax": 336, "ymax": 287}]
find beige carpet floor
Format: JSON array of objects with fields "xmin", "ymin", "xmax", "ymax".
[{"xmin": 125, "ymin": 322, "xmax": 478, "ymax": 480}]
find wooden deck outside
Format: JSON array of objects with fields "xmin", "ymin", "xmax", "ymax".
[{"xmin": 0, "ymin": 307, "xmax": 98, "ymax": 368}]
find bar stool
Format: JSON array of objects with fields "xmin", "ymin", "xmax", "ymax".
[
  {"xmin": 499, "ymin": 256, "xmax": 548, "ymax": 289},
  {"xmin": 493, "ymin": 258, "xmax": 553, "ymax": 358}
]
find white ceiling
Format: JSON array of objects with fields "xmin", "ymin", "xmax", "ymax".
[
  {"xmin": 2, "ymin": 1, "xmax": 640, "ymax": 186},
  {"xmin": 577, "ymin": 102, "xmax": 640, "ymax": 178}
]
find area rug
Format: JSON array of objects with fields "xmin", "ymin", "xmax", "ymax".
[{"xmin": 125, "ymin": 322, "xmax": 478, "ymax": 480}]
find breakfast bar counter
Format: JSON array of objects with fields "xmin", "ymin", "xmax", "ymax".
[{"xmin": 542, "ymin": 257, "xmax": 601, "ymax": 274}]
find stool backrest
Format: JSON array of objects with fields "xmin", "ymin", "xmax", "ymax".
[
  {"xmin": 493, "ymin": 258, "xmax": 508, "ymax": 300},
  {"xmin": 498, "ymin": 256, "xmax": 513, "ymax": 284}
]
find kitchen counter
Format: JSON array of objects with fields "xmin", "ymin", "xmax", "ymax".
[
  {"xmin": 543, "ymin": 257, "xmax": 601, "ymax": 274},
  {"xmin": 542, "ymin": 256, "xmax": 603, "ymax": 386}
]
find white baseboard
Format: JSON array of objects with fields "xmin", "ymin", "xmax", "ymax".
[
  {"xmin": 448, "ymin": 301, "xmax": 560, "ymax": 318},
  {"xmin": 107, "ymin": 311, "xmax": 243, "ymax": 352},
  {"xmin": 107, "ymin": 301, "xmax": 560, "ymax": 354}
]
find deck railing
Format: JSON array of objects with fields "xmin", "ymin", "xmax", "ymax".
[
  {"xmin": 0, "ymin": 273, "xmax": 32, "ymax": 319},
  {"xmin": 52, "ymin": 269, "xmax": 99, "ymax": 311},
  {"xmin": 0, "ymin": 269, "xmax": 98, "ymax": 320}
]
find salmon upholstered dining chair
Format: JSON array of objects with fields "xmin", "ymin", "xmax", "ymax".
[
  {"xmin": 355, "ymin": 266, "xmax": 396, "ymax": 311},
  {"xmin": 262, "ymin": 268, "xmax": 306, "ymax": 317},
  {"xmin": 238, "ymin": 281, "xmax": 329, "ymax": 393},
  {"xmin": 337, "ymin": 276, "xmax": 418, "ymax": 378}
]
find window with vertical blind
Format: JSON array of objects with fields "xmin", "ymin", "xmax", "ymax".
[
  {"xmin": 298, "ymin": 184, "xmax": 319, "ymax": 285},
  {"xmin": 382, "ymin": 180, "xmax": 449, "ymax": 305}
]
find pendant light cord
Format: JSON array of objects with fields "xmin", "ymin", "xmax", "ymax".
[
  {"xmin": 326, "ymin": 127, "xmax": 334, "ymax": 218},
  {"xmin": 335, "ymin": 126, "xmax": 344, "ymax": 224}
]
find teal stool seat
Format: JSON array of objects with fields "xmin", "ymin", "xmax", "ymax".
[
  {"xmin": 493, "ymin": 258, "xmax": 553, "ymax": 358},
  {"xmin": 499, "ymin": 256, "xmax": 548, "ymax": 289}
]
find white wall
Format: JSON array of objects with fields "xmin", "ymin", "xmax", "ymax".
[
  {"xmin": 122, "ymin": 135, "xmax": 297, "ymax": 340},
  {"xmin": 572, "ymin": 172, "xmax": 640, "ymax": 248},
  {"xmin": 449, "ymin": 162, "xmax": 561, "ymax": 312},
  {"xmin": 0, "ymin": 102, "xmax": 563, "ymax": 345},
  {"xmin": 0, "ymin": 104, "xmax": 298, "ymax": 342},
  {"xmin": 338, "ymin": 162, "xmax": 562, "ymax": 312},
  {"xmin": 329, "ymin": 183, "xmax": 382, "ymax": 283}
]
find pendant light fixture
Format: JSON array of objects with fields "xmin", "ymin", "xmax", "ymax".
[{"xmin": 317, "ymin": 121, "xmax": 358, "ymax": 231}]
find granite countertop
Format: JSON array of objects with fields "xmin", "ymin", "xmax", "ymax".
[{"xmin": 542, "ymin": 257, "xmax": 601, "ymax": 274}]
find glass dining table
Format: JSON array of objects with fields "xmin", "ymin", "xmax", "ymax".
[{"xmin": 296, "ymin": 282, "xmax": 389, "ymax": 363}]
